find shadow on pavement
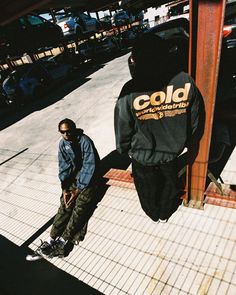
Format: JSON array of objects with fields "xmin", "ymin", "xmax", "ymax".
[
  {"xmin": 96, "ymin": 150, "xmax": 131, "ymax": 203},
  {"xmin": 0, "ymin": 235, "xmax": 103, "ymax": 295},
  {"xmin": 100, "ymin": 149, "xmax": 131, "ymax": 176},
  {"xmin": 0, "ymin": 151, "xmax": 130, "ymax": 294}
]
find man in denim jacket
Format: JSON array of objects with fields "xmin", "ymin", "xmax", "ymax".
[{"xmin": 27, "ymin": 118, "xmax": 100, "ymax": 261}]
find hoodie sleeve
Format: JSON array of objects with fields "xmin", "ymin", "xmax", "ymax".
[
  {"xmin": 186, "ymin": 76, "xmax": 205, "ymax": 154},
  {"xmin": 114, "ymin": 89, "xmax": 135, "ymax": 154},
  {"xmin": 76, "ymin": 136, "xmax": 96, "ymax": 190}
]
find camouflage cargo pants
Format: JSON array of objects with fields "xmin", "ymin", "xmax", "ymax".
[{"xmin": 50, "ymin": 185, "xmax": 96, "ymax": 243}]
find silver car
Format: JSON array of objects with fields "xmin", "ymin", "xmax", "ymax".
[{"xmin": 62, "ymin": 12, "xmax": 100, "ymax": 40}]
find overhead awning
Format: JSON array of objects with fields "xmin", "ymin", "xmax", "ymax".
[
  {"xmin": 165, "ymin": 0, "xmax": 188, "ymax": 8},
  {"xmin": 0, "ymin": 0, "xmax": 173, "ymax": 25},
  {"xmin": 0, "ymin": 0, "xmax": 119, "ymax": 25},
  {"xmin": 121, "ymin": 0, "xmax": 171, "ymax": 12}
]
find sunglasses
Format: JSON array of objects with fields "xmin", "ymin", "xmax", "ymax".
[{"xmin": 60, "ymin": 129, "xmax": 72, "ymax": 134}]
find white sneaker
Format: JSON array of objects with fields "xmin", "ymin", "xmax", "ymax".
[
  {"xmin": 26, "ymin": 240, "xmax": 52, "ymax": 261},
  {"xmin": 26, "ymin": 251, "xmax": 43, "ymax": 261},
  {"xmin": 159, "ymin": 218, "xmax": 168, "ymax": 223}
]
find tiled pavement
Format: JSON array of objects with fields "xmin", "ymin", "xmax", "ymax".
[{"xmin": 0, "ymin": 53, "xmax": 235, "ymax": 295}]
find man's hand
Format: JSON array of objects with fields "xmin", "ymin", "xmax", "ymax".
[
  {"xmin": 63, "ymin": 190, "xmax": 72, "ymax": 208},
  {"xmin": 63, "ymin": 188, "xmax": 81, "ymax": 208}
]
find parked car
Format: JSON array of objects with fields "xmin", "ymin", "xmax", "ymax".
[
  {"xmin": 94, "ymin": 37, "xmax": 119, "ymax": 55},
  {"xmin": 217, "ymin": 5, "xmax": 236, "ymax": 103},
  {"xmin": 99, "ymin": 15, "xmax": 113, "ymax": 31},
  {"xmin": 63, "ymin": 12, "xmax": 100, "ymax": 40},
  {"xmin": 112, "ymin": 10, "xmax": 144, "ymax": 27},
  {"xmin": 77, "ymin": 37, "xmax": 118, "ymax": 59},
  {"xmin": 40, "ymin": 56, "xmax": 76, "ymax": 80},
  {"xmin": 120, "ymin": 29, "xmax": 138, "ymax": 48},
  {"xmin": 0, "ymin": 13, "xmax": 64, "ymax": 59},
  {"xmin": 133, "ymin": 11, "xmax": 144, "ymax": 23},
  {"xmin": 222, "ymin": 2, "xmax": 236, "ymax": 67},
  {"xmin": 0, "ymin": 86, "xmax": 7, "ymax": 106},
  {"xmin": 0, "ymin": 69, "xmax": 10, "ymax": 106},
  {"xmin": 76, "ymin": 41, "xmax": 95, "ymax": 59},
  {"xmin": 55, "ymin": 12, "xmax": 71, "ymax": 33},
  {"xmin": 2, "ymin": 58, "xmax": 74, "ymax": 105},
  {"xmin": 112, "ymin": 10, "xmax": 130, "ymax": 27}
]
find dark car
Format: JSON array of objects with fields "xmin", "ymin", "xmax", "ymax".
[
  {"xmin": 120, "ymin": 29, "xmax": 138, "ymax": 48},
  {"xmin": 0, "ymin": 84, "xmax": 7, "ymax": 106},
  {"xmin": 76, "ymin": 37, "xmax": 118, "ymax": 59},
  {"xmin": 223, "ymin": 0, "xmax": 236, "ymax": 51},
  {"xmin": 0, "ymin": 13, "xmax": 64, "ymax": 59},
  {"xmin": 99, "ymin": 15, "xmax": 113, "ymax": 31},
  {"xmin": 221, "ymin": 2, "xmax": 236, "ymax": 89},
  {"xmin": 94, "ymin": 37, "xmax": 119, "ymax": 55},
  {"xmin": 2, "ymin": 64, "xmax": 51, "ymax": 105},
  {"xmin": 2, "ymin": 57, "xmax": 74, "ymax": 105},
  {"xmin": 112, "ymin": 10, "xmax": 131, "ymax": 27},
  {"xmin": 0, "ymin": 69, "xmax": 10, "ymax": 106}
]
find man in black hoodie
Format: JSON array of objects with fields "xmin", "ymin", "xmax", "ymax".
[{"xmin": 114, "ymin": 34, "xmax": 203, "ymax": 222}]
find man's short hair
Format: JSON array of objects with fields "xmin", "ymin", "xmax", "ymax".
[{"xmin": 58, "ymin": 118, "xmax": 76, "ymax": 131}]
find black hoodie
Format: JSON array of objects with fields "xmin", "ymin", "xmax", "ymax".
[{"xmin": 114, "ymin": 71, "xmax": 202, "ymax": 166}]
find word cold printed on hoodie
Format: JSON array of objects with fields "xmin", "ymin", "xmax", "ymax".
[{"xmin": 133, "ymin": 83, "xmax": 191, "ymax": 121}]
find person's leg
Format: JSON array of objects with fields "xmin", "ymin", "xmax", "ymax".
[
  {"xmin": 60, "ymin": 185, "xmax": 96, "ymax": 242},
  {"xmin": 159, "ymin": 160, "xmax": 182, "ymax": 220},
  {"xmin": 26, "ymin": 192, "xmax": 74, "ymax": 261},
  {"xmin": 42, "ymin": 185, "xmax": 97, "ymax": 258},
  {"xmin": 50, "ymin": 193, "xmax": 73, "ymax": 239},
  {"xmin": 132, "ymin": 160, "xmax": 164, "ymax": 221}
]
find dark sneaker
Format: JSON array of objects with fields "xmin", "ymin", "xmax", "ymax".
[
  {"xmin": 63, "ymin": 241, "xmax": 74, "ymax": 257},
  {"xmin": 26, "ymin": 240, "xmax": 52, "ymax": 261},
  {"xmin": 47, "ymin": 239, "xmax": 65, "ymax": 258}
]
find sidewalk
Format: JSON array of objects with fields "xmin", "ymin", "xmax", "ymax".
[{"xmin": 0, "ymin": 53, "xmax": 235, "ymax": 295}]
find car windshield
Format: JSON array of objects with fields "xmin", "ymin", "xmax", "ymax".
[
  {"xmin": 26, "ymin": 15, "xmax": 45, "ymax": 26},
  {"xmin": 56, "ymin": 13, "xmax": 71, "ymax": 21},
  {"xmin": 154, "ymin": 27, "xmax": 189, "ymax": 39},
  {"xmin": 8, "ymin": 65, "xmax": 31, "ymax": 81},
  {"xmin": 116, "ymin": 12, "xmax": 126, "ymax": 16}
]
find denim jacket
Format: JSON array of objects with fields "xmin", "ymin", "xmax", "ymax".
[{"xmin": 58, "ymin": 130, "xmax": 100, "ymax": 190}]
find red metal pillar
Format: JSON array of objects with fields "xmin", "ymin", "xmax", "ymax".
[{"xmin": 186, "ymin": 0, "xmax": 226, "ymax": 208}]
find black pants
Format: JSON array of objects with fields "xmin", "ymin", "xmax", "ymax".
[{"xmin": 132, "ymin": 159, "xmax": 182, "ymax": 221}]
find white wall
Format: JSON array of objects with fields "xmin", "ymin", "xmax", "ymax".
[{"xmin": 144, "ymin": 5, "xmax": 168, "ymax": 27}]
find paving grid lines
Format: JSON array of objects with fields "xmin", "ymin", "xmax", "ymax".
[
  {"xmin": 25, "ymin": 184, "xmax": 236, "ymax": 295},
  {"xmin": 2, "ymin": 149, "xmax": 235, "ymax": 295},
  {"xmin": 0, "ymin": 147, "xmax": 60, "ymax": 245},
  {"xmin": 0, "ymin": 52, "xmax": 236, "ymax": 295}
]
